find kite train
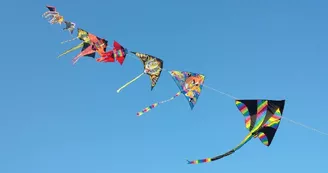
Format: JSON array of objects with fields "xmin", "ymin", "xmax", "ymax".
[{"xmin": 46, "ymin": 5, "xmax": 328, "ymax": 165}]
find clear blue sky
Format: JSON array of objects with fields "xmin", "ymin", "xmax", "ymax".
[{"xmin": 0, "ymin": 0, "xmax": 327, "ymax": 172}]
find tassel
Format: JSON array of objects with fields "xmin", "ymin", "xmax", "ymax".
[
  {"xmin": 137, "ymin": 92, "xmax": 181, "ymax": 116},
  {"xmin": 116, "ymin": 72, "xmax": 145, "ymax": 93}
]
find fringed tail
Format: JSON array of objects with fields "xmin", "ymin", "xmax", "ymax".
[
  {"xmin": 136, "ymin": 92, "xmax": 181, "ymax": 116},
  {"xmin": 116, "ymin": 72, "xmax": 145, "ymax": 93}
]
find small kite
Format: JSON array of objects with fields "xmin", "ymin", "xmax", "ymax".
[
  {"xmin": 116, "ymin": 52, "xmax": 163, "ymax": 93},
  {"xmin": 136, "ymin": 70, "xmax": 205, "ymax": 116},
  {"xmin": 57, "ymin": 28, "xmax": 95, "ymax": 59},
  {"xmin": 96, "ymin": 41, "xmax": 128, "ymax": 65},
  {"xmin": 42, "ymin": 5, "xmax": 64, "ymax": 25},
  {"xmin": 72, "ymin": 33, "xmax": 108, "ymax": 64},
  {"xmin": 63, "ymin": 21, "xmax": 76, "ymax": 34},
  {"xmin": 187, "ymin": 100, "xmax": 285, "ymax": 164}
]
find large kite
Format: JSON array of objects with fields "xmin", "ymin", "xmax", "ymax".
[
  {"xmin": 96, "ymin": 41, "xmax": 128, "ymax": 65},
  {"xmin": 57, "ymin": 28, "xmax": 96, "ymax": 60},
  {"xmin": 187, "ymin": 100, "xmax": 285, "ymax": 164},
  {"xmin": 42, "ymin": 5, "xmax": 64, "ymax": 25},
  {"xmin": 116, "ymin": 52, "xmax": 163, "ymax": 93},
  {"xmin": 136, "ymin": 70, "xmax": 205, "ymax": 116}
]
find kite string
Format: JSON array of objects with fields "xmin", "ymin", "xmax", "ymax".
[
  {"xmin": 203, "ymin": 83, "xmax": 328, "ymax": 136},
  {"xmin": 125, "ymin": 52, "xmax": 328, "ymax": 136}
]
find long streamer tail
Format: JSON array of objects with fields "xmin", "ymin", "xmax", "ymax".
[
  {"xmin": 137, "ymin": 92, "xmax": 181, "ymax": 116},
  {"xmin": 117, "ymin": 72, "xmax": 145, "ymax": 93},
  {"xmin": 61, "ymin": 37, "xmax": 78, "ymax": 44},
  {"xmin": 57, "ymin": 42, "xmax": 84, "ymax": 58}
]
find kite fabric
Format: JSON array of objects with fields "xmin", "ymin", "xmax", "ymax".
[
  {"xmin": 42, "ymin": 5, "xmax": 64, "ymax": 25},
  {"xmin": 57, "ymin": 28, "xmax": 96, "ymax": 59},
  {"xmin": 188, "ymin": 99, "xmax": 285, "ymax": 164},
  {"xmin": 72, "ymin": 33, "xmax": 108, "ymax": 64},
  {"xmin": 116, "ymin": 52, "xmax": 163, "ymax": 93},
  {"xmin": 63, "ymin": 21, "xmax": 76, "ymax": 34},
  {"xmin": 136, "ymin": 70, "xmax": 205, "ymax": 116},
  {"xmin": 96, "ymin": 41, "xmax": 128, "ymax": 65},
  {"xmin": 170, "ymin": 70, "xmax": 205, "ymax": 109}
]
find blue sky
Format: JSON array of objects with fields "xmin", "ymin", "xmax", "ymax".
[{"xmin": 0, "ymin": 0, "xmax": 328, "ymax": 172}]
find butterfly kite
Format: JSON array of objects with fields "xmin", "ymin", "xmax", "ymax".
[
  {"xmin": 136, "ymin": 70, "xmax": 205, "ymax": 116},
  {"xmin": 187, "ymin": 100, "xmax": 285, "ymax": 164},
  {"xmin": 116, "ymin": 52, "xmax": 164, "ymax": 93}
]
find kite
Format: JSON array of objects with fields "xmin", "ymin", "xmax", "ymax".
[
  {"xmin": 187, "ymin": 99, "xmax": 285, "ymax": 164},
  {"xmin": 57, "ymin": 28, "xmax": 95, "ymax": 59},
  {"xmin": 136, "ymin": 70, "xmax": 205, "ymax": 116},
  {"xmin": 42, "ymin": 5, "xmax": 64, "ymax": 25},
  {"xmin": 96, "ymin": 41, "xmax": 128, "ymax": 65},
  {"xmin": 72, "ymin": 33, "xmax": 108, "ymax": 64},
  {"xmin": 63, "ymin": 21, "xmax": 76, "ymax": 34},
  {"xmin": 116, "ymin": 52, "xmax": 163, "ymax": 93}
]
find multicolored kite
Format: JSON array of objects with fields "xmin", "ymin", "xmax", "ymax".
[
  {"xmin": 63, "ymin": 21, "xmax": 76, "ymax": 34},
  {"xmin": 72, "ymin": 33, "xmax": 108, "ymax": 64},
  {"xmin": 187, "ymin": 100, "xmax": 285, "ymax": 164},
  {"xmin": 96, "ymin": 41, "xmax": 128, "ymax": 65},
  {"xmin": 57, "ymin": 28, "xmax": 95, "ymax": 59},
  {"xmin": 136, "ymin": 70, "xmax": 205, "ymax": 116},
  {"xmin": 116, "ymin": 52, "xmax": 163, "ymax": 93},
  {"xmin": 42, "ymin": 5, "xmax": 64, "ymax": 25}
]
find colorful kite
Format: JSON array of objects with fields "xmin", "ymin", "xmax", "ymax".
[
  {"xmin": 42, "ymin": 5, "xmax": 64, "ymax": 25},
  {"xmin": 116, "ymin": 52, "xmax": 163, "ymax": 93},
  {"xmin": 96, "ymin": 41, "xmax": 128, "ymax": 65},
  {"xmin": 57, "ymin": 28, "xmax": 95, "ymax": 59},
  {"xmin": 72, "ymin": 33, "xmax": 108, "ymax": 64},
  {"xmin": 187, "ymin": 100, "xmax": 285, "ymax": 164},
  {"xmin": 136, "ymin": 70, "xmax": 205, "ymax": 116},
  {"xmin": 63, "ymin": 21, "xmax": 76, "ymax": 34}
]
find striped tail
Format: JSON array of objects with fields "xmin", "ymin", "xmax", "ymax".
[
  {"xmin": 187, "ymin": 158, "xmax": 212, "ymax": 164},
  {"xmin": 117, "ymin": 72, "xmax": 145, "ymax": 93},
  {"xmin": 136, "ymin": 92, "xmax": 181, "ymax": 116}
]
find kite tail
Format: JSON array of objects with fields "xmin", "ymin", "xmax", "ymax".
[
  {"xmin": 61, "ymin": 37, "xmax": 78, "ymax": 44},
  {"xmin": 116, "ymin": 72, "xmax": 145, "ymax": 93},
  {"xmin": 136, "ymin": 92, "xmax": 181, "ymax": 116},
  {"xmin": 57, "ymin": 42, "xmax": 84, "ymax": 58},
  {"xmin": 187, "ymin": 132, "xmax": 253, "ymax": 164}
]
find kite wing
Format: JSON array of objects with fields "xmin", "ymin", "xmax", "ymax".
[
  {"xmin": 132, "ymin": 52, "xmax": 163, "ymax": 90},
  {"xmin": 169, "ymin": 70, "xmax": 205, "ymax": 109},
  {"xmin": 188, "ymin": 132, "xmax": 253, "ymax": 164},
  {"xmin": 235, "ymin": 99, "xmax": 285, "ymax": 146},
  {"xmin": 113, "ymin": 41, "xmax": 128, "ymax": 65},
  {"xmin": 46, "ymin": 5, "xmax": 56, "ymax": 11}
]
